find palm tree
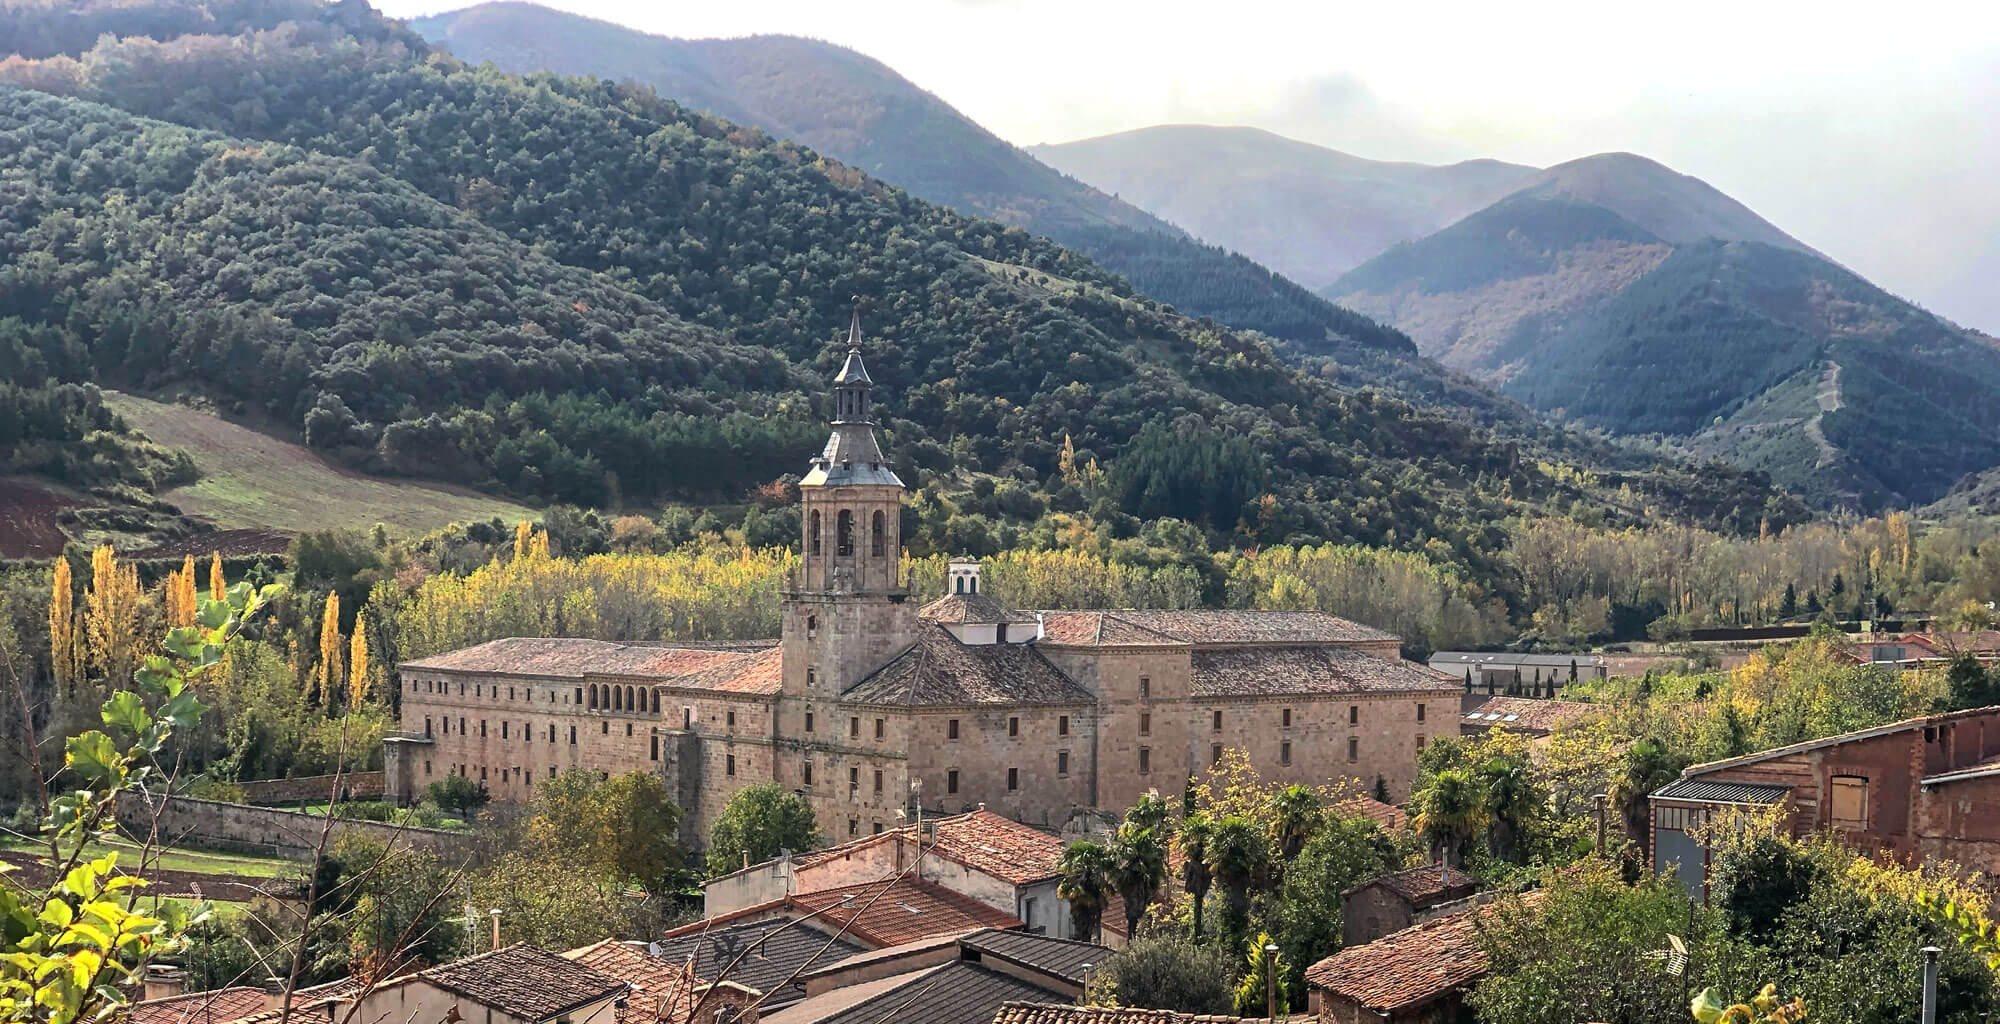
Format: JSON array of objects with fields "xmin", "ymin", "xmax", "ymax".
[
  {"xmin": 1411, "ymin": 767, "xmax": 1486, "ymax": 867},
  {"xmin": 1110, "ymin": 822, "xmax": 1169, "ymax": 938},
  {"xmin": 1205, "ymin": 815, "xmax": 1269, "ymax": 944},
  {"xmin": 1125, "ymin": 790, "xmax": 1172, "ymax": 833},
  {"xmin": 1058, "ymin": 840, "xmax": 1116, "ymax": 943},
  {"xmin": 1477, "ymin": 757, "xmax": 1544, "ymax": 863},
  {"xmin": 1267, "ymin": 784, "xmax": 1323, "ymax": 862},
  {"xmin": 1609, "ymin": 739, "xmax": 1684, "ymax": 860},
  {"xmin": 1178, "ymin": 811, "xmax": 1215, "ymax": 940}
]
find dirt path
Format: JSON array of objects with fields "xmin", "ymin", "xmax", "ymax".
[{"xmin": 1804, "ymin": 360, "xmax": 1843, "ymax": 468}]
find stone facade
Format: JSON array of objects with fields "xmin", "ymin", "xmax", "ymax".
[{"xmin": 387, "ymin": 330, "xmax": 1459, "ymax": 844}]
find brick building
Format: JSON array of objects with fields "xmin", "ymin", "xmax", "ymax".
[
  {"xmin": 385, "ymin": 320, "xmax": 1458, "ymax": 844},
  {"xmin": 1650, "ymin": 706, "xmax": 2000, "ymax": 899}
]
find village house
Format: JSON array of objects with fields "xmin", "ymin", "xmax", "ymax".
[
  {"xmin": 1427, "ymin": 652, "xmax": 1604, "ymax": 704},
  {"xmin": 1457, "ymin": 696, "xmax": 1603, "ymax": 741},
  {"xmin": 385, "ymin": 316, "xmax": 1458, "ymax": 844},
  {"xmin": 1842, "ymin": 630, "xmax": 2000, "ymax": 671},
  {"xmin": 1650, "ymin": 705, "xmax": 2000, "ymax": 899},
  {"xmin": 1338, "ymin": 864, "xmax": 1481, "ymax": 947},
  {"xmin": 1306, "ymin": 893, "xmax": 1542, "ymax": 1024}
]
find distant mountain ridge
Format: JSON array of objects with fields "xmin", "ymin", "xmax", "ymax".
[
  {"xmin": 1031, "ymin": 124, "xmax": 1538, "ymax": 289},
  {"xmin": 405, "ymin": 1, "xmax": 1417, "ymax": 361}
]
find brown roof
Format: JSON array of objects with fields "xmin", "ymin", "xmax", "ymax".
[
  {"xmin": 1034, "ymin": 610, "xmax": 1395, "ymax": 648},
  {"xmin": 421, "ymin": 944, "xmax": 625, "ymax": 1021},
  {"xmin": 1305, "ymin": 892, "xmax": 1542, "ymax": 1012},
  {"xmin": 1348, "ymin": 865, "xmax": 1479, "ymax": 906},
  {"xmin": 990, "ymin": 1003, "xmax": 1281, "ymax": 1024},
  {"xmin": 785, "ymin": 809, "xmax": 1068, "ymax": 886},
  {"xmin": 127, "ymin": 988, "xmax": 268, "ymax": 1024},
  {"xmin": 843, "ymin": 626, "xmax": 1095, "ymax": 707},
  {"xmin": 921, "ymin": 593, "xmax": 1038, "ymax": 625},
  {"xmin": 566, "ymin": 939, "xmax": 689, "ymax": 993},
  {"xmin": 790, "ymin": 877, "xmax": 1022, "ymax": 947},
  {"xmin": 673, "ymin": 645, "xmax": 784, "ymax": 695},
  {"xmin": 1460, "ymin": 697, "xmax": 1604, "ymax": 735},
  {"xmin": 1335, "ymin": 797, "xmax": 1405, "ymax": 829},
  {"xmin": 400, "ymin": 637, "xmax": 775, "ymax": 691},
  {"xmin": 1190, "ymin": 646, "xmax": 1456, "ymax": 697}
]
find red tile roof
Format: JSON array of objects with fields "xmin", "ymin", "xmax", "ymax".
[
  {"xmin": 1460, "ymin": 697, "xmax": 1604, "ymax": 735},
  {"xmin": 991, "ymin": 1003, "xmax": 1284, "ymax": 1024},
  {"xmin": 1191, "ymin": 646, "xmax": 1456, "ymax": 697},
  {"xmin": 127, "ymin": 988, "xmax": 269, "ymax": 1024},
  {"xmin": 673, "ymin": 645, "xmax": 784, "ymax": 695},
  {"xmin": 1305, "ymin": 893, "xmax": 1541, "ymax": 1012},
  {"xmin": 421, "ymin": 944, "xmax": 625, "ymax": 1020},
  {"xmin": 786, "ymin": 809, "xmax": 1067, "ymax": 886},
  {"xmin": 789, "ymin": 877, "xmax": 1022, "ymax": 947},
  {"xmin": 400, "ymin": 637, "xmax": 780, "ymax": 694},
  {"xmin": 1347, "ymin": 865, "xmax": 1479, "ymax": 906},
  {"xmin": 920, "ymin": 593, "xmax": 1037, "ymax": 625},
  {"xmin": 1335, "ymin": 797, "xmax": 1405, "ymax": 830},
  {"xmin": 843, "ymin": 626, "xmax": 1095, "ymax": 707}
]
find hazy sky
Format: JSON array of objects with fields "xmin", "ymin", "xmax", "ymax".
[{"xmin": 377, "ymin": 0, "xmax": 2000, "ymax": 333}]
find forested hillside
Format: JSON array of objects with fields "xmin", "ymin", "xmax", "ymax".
[
  {"xmin": 405, "ymin": 2, "xmax": 1417, "ymax": 360},
  {"xmin": 1332, "ymin": 183, "xmax": 2000, "ymax": 509}
]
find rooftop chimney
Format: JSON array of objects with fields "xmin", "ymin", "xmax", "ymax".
[
  {"xmin": 263, "ymin": 977, "xmax": 288, "ymax": 1013},
  {"xmin": 143, "ymin": 964, "xmax": 187, "ymax": 1002}
]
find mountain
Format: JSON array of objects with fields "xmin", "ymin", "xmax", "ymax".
[
  {"xmin": 1031, "ymin": 125, "xmax": 1538, "ymax": 290},
  {"xmin": 0, "ymin": 2, "xmax": 1807, "ymax": 571},
  {"xmin": 402, "ymin": 1, "xmax": 1412, "ymax": 359},
  {"xmin": 1328, "ymin": 155, "xmax": 2000, "ymax": 510}
]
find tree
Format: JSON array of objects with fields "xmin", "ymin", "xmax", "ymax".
[
  {"xmin": 83, "ymin": 544, "xmax": 142, "ymax": 699},
  {"xmin": 1410, "ymin": 768, "xmax": 1486, "ymax": 867},
  {"xmin": 312, "ymin": 593, "xmax": 342, "ymax": 708},
  {"xmin": 706, "ymin": 782, "xmax": 820, "ymax": 877},
  {"xmin": 348, "ymin": 614, "xmax": 372, "ymax": 708},
  {"xmin": 528, "ymin": 770, "xmax": 687, "ymax": 895},
  {"xmin": 1232, "ymin": 933, "xmax": 1289, "ymax": 1019},
  {"xmin": 47, "ymin": 556, "xmax": 76, "ymax": 696},
  {"xmin": 1058, "ymin": 840, "xmax": 1115, "ymax": 943},
  {"xmin": 1267, "ymin": 783, "xmax": 1323, "ymax": 862},
  {"xmin": 1936, "ymin": 653, "xmax": 2000, "ymax": 712},
  {"xmin": 426, "ymin": 773, "xmax": 490, "ymax": 818},
  {"xmin": 1205, "ymin": 815, "xmax": 1269, "ymax": 945},
  {"xmin": 1178, "ymin": 812, "xmax": 1215, "ymax": 941},
  {"xmin": 1779, "ymin": 582, "xmax": 1797, "ymax": 619},
  {"xmin": 1090, "ymin": 934, "xmax": 1234, "ymax": 1014},
  {"xmin": 1372, "ymin": 775, "xmax": 1390, "ymax": 803},
  {"xmin": 1110, "ymin": 823, "xmax": 1168, "ymax": 939},
  {"xmin": 1477, "ymin": 756, "xmax": 1545, "ymax": 863},
  {"xmin": 1609, "ymin": 739, "xmax": 1684, "ymax": 859},
  {"xmin": 1270, "ymin": 814, "xmax": 1395, "ymax": 996}
]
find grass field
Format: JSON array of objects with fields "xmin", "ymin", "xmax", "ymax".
[
  {"xmin": 0, "ymin": 834, "xmax": 298, "ymax": 878},
  {"xmin": 105, "ymin": 392, "xmax": 536, "ymax": 536}
]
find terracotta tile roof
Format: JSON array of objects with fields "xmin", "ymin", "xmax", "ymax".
[
  {"xmin": 785, "ymin": 810, "xmax": 1067, "ymax": 886},
  {"xmin": 1348, "ymin": 865, "xmax": 1479, "ymax": 907},
  {"xmin": 1460, "ymin": 697, "xmax": 1604, "ymax": 735},
  {"xmin": 127, "ymin": 987, "xmax": 268, "ymax": 1024},
  {"xmin": 788, "ymin": 877, "xmax": 1022, "ymax": 948},
  {"xmin": 672, "ymin": 645, "xmax": 784, "ymax": 695},
  {"xmin": 400, "ymin": 637, "xmax": 777, "ymax": 694},
  {"xmin": 921, "ymin": 593, "xmax": 1038, "ymax": 625},
  {"xmin": 990, "ymin": 1003, "xmax": 1282, "ymax": 1024},
  {"xmin": 1190, "ymin": 646, "xmax": 1456, "ymax": 697},
  {"xmin": 1305, "ymin": 892, "xmax": 1542, "ymax": 1012},
  {"xmin": 421, "ymin": 944, "xmax": 625, "ymax": 1021},
  {"xmin": 567, "ymin": 940, "xmax": 689, "ymax": 993},
  {"xmin": 843, "ymin": 626, "xmax": 1095, "ymax": 707},
  {"xmin": 1335, "ymin": 797, "xmax": 1405, "ymax": 830},
  {"xmin": 1106, "ymin": 610, "xmax": 1396, "ymax": 645},
  {"xmin": 645, "ymin": 919, "xmax": 868, "ymax": 1008}
]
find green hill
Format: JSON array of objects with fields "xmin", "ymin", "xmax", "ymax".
[
  {"xmin": 1331, "ymin": 177, "xmax": 2000, "ymax": 509},
  {"xmin": 404, "ymin": 2, "xmax": 1416, "ymax": 359}
]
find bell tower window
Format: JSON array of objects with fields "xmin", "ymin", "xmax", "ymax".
[
  {"xmin": 871, "ymin": 511, "xmax": 886, "ymax": 557},
  {"xmin": 837, "ymin": 510, "xmax": 854, "ymax": 556},
  {"xmin": 809, "ymin": 510, "xmax": 822, "ymax": 556}
]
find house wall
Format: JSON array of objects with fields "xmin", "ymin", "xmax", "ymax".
[
  {"xmin": 346, "ymin": 979, "xmax": 616, "ymax": 1024},
  {"xmin": 1314, "ymin": 990, "xmax": 1461, "ymax": 1024},
  {"xmin": 398, "ymin": 669, "xmax": 662, "ymax": 804},
  {"xmin": 1188, "ymin": 690, "xmax": 1446, "ymax": 803},
  {"xmin": 906, "ymin": 707, "xmax": 1097, "ymax": 827},
  {"xmin": 1916, "ymin": 774, "xmax": 2000, "ymax": 873},
  {"xmin": 1040, "ymin": 647, "xmax": 1192, "ymax": 813},
  {"xmin": 1340, "ymin": 887, "xmax": 1416, "ymax": 948}
]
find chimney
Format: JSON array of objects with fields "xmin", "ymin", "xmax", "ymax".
[
  {"xmin": 143, "ymin": 964, "xmax": 187, "ymax": 1001},
  {"xmin": 489, "ymin": 909, "xmax": 502, "ymax": 951},
  {"xmin": 263, "ymin": 977, "xmax": 289, "ymax": 1013}
]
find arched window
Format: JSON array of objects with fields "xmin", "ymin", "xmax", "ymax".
[
  {"xmin": 955, "ymin": 577, "xmax": 965, "ymax": 594},
  {"xmin": 871, "ymin": 511, "xmax": 886, "ymax": 557},
  {"xmin": 837, "ymin": 509, "xmax": 854, "ymax": 556},
  {"xmin": 809, "ymin": 510, "xmax": 822, "ymax": 556},
  {"xmin": 627, "ymin": 687, "xmax": 637, "ymax": 712},
  {"xmin": 588, "ymin": 684, "xmax": 597, "ymax": 709}
]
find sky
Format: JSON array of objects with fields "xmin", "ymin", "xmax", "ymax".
[{"xmin": 376, "ymin": 0, "xmax": 2000, "ymax": 333}]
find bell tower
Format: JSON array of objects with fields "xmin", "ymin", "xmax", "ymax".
[{"xmin": 782, "ymin": 308, "xmax": 916, "ymax": 700}]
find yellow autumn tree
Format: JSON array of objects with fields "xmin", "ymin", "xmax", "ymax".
[
  {"xmin": 348, "ymin": 614, "xmax": 372, "ymax": 708},
  {"xmin": 209, "ymin": 551, "xmax": 226, "ymax": 601},
  {"xmin": 164, "ymin": 554, "xmax": 198, "ymax": 629},
  {"xmin": 84, "ymin": 544, "xmax": 143, "ymax": 693},
  {"xmin": 514, "ymin": 520, "xmax": 533, "ymax": 561},
  {"xmin": 311, "ymin": 593, "xmax": 341, "ymax": 708},
  {"xmin": 48, "ymin": 558, "xmax": 77, "ymax": 696}
]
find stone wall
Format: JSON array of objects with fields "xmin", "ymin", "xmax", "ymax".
[
  {"xmin": 238, "ymin": 772, "xmax": 383, "ymax": 805},
  {"xmin": 116, "ymin": 793, "xmax": 473, "ymax": 860},
  {"xmin": 907, "ymin": 705, "xmax": 1097, "ymax": 828}
]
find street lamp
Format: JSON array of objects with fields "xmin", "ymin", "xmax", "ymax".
[
  {"xmin": 1079, "ymin": 963, "xmax": 1093, "ymax": 1006},
  {"xmin": 1265, "ymin": 943, "xmax": 1280, "ymax": 1024}
]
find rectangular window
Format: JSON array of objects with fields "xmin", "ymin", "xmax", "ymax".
[
  {"xmin": 626, "ymin": 722, "xmax": 633, "ymax": 737},
  {"xmin": 1139, "ymin": 747, "xmax": 1151, "ymax": 774},
  {"xmin": 1139, "ymin": 676, "xmax": 1150, "ymax": 699},
  {"xmin": 948, "ymin": 769, "xmax": 960, "ymax": 793},
  {"xmin": 574, "ymin": 686, "xmax": 582, "ymax": 705},
  {"xmin": 548, "ymin": 724, "xmax": 555, "ymax": 742},
  {"xmin": 1282, "ymin": 708, "xmax": 1292, "ymax": 728},
  {"xmin": 569, "ymin": 726, "xmax": 576, "ymax": 744},
  {"xmin": 480, "ymin": 720, "xmax": 487, "ymax": 737},
  {"xmin": 1058, "ymin": 751, "xmax": 1069, "ymax": 776},
  {"xmin": 875, "ymin": 718, "xmax": 885, "ymax": 740},
  {"xmin": 1213, "ymin": 709, "xmax": 1223, "ymax": 731},
  {"xmin": 949, "ymin": 718, "xmax": 960, "ymax": 739},
  {"xmin": 508, "ymin": 687, "xmax": 515, "ymax": 700},
  {"xmin": 522, "ymin": 722, "xmax": 530, "ymax": 744},
  {"xmin": 1416, "ymin": 735, "xmax": 1427, "ymax": 750},
  {"xmin": 601, "ymin": 721, "xmax": 609, "ymax": 734},
  {"xmin": 1347, "ymin": 737, "xmax": 1359, "ymax": 762},
  {"xmin": 1349, "ymin": 705, "xmax": 1359, "ymax": 725},
  {"xmin": 1007, "ymin": 767, "xmax": 1019, "ymax": 791},
  {"xmin": 683, "ymin": 707, "xmax": 694, "ymax": 729},
  {"xmin": 1211, "ymin": 743, "xmax": 1223, "ymax": 764},
  {"xmin": 424, "ymin": 717, "xmax": 433, "ymax": 738},
  {"xmin": 873, "ymin": 822, "xmax": 885, "ymax": 835},
  {"xmin": 1009, "ymin": 716, "xmax": 1020, "ymax": 737},
  {"xmin": 805, "ymin": 711, "xmax": 815, "ymax": 732},
  {"xmin": 849, "ymin": 819, "xmax": 859, "ymax": 837},
  {"xmin": 1139, "ymin": 712, "xmax": 1151, "ymax": 736},
  {"xmin": 424, "ymin": 760, "xmax": 432, "ymax": 775},
  {"xmin": 849, "ymin": 766, "xmax": 860, "ymax": 791},
  {"xmin": 459, "ymin": 717, "xmax": 465, "ymax": 734},
  {"xmin": 1416, "ymin": 703, "xmax": 1426, "ymax": 722},
  {"xmin": 727, "ymin": 710, "xmax": 736, "ymax": 728},
  {"xmin": 851, "ymin": 717, "xmax": 860, "ymax": 739},
  {"xmin": 726, "ymin": 754, "xmax": 736, "ymax": 776},
  {"xmin": 475, "ymin": 685, "xmax": 482, "ymax": 697},
  {"xmin": 1281, "ymin": 741, "xmax": 1292, "ymax": 765},
  {"xmin": 549, "ymin": 766, "xmax": 556, "ymax": 779},
  {"xmin": 650, "ymin": 735, "xmax": 659, "ymax": 760},
  {"xmin": 804, "ymin": 761, "xmax": 814, "ymax": 785},
  {"xmin": 1830, "ymin": 776, "xmax": 1869, "ymax": 828},
  {"xmin": 501, "ymin": 722, "xmax": 508, "ymax": 739},
  {"xmin": 1059, "ymin": 715, "xmax": 1069, "ymax": 736},
  {"xmin": 808, "ymin": 668, "xmax": 817, "ymax": 688},
  {"xmin": 873, "ymin": 769, "xmax": 884, "ymax": 794}
]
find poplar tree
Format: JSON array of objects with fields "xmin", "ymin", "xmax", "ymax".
[
  {"xmin": 48, "ymin": 557, "xmax": 76, "ymax": 695},
  {"xmin": 312, "ymin": 593, "xmax": 341, "ymax": 708},
  {"xmin": 84, "ymin": 544, "xmax": 142, "ymax": 696},
  {"xmin": 348, "ymin": 614, "xmax": 372, "ymax": 708},
  {"xmin": 208, "ymin": 551, "xmax": 226, "ymax": 601}
]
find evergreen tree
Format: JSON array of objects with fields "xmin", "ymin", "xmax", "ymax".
[{"xmin": 1780, "ymin": 582, "xmax": 1798, "ymax": 618}]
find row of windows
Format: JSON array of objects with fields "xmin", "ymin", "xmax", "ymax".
[
  {"xmin": 1204, "ymin": 704, "xmax": 1418, "ymax": 730},
  {"xmin": 410, "ymin": 678, "xmax": 661, "ymax": 718},
  {"xmin": 807, "ymin": 508, "xmax": 888, "ymax": 558},
  {"xmin": 422, "ymin": 761, "xmax": 612, "ymax": 785},
  {"xmin": 421, "ymin": 717, "xmax": 663, "ymax": 762},
  {"xmin": 943, "ymin": 716, "xmax": 1071, "ymax": 740}
]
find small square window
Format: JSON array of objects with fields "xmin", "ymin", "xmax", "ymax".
[
  {"xmin": 1007, "ymin": 767, "xmax": 1019, "ymax": 790},
  {"xmin": 948, "ymin": 719, "xmax": 960, "ymax": 739},
  {"xmin": 1416, "ymin": 735, "xmax": 1426, "ymax": 750},
  {"xmin": 873, "ymin": 822, "xmax": 885, "ymax": 834}
]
